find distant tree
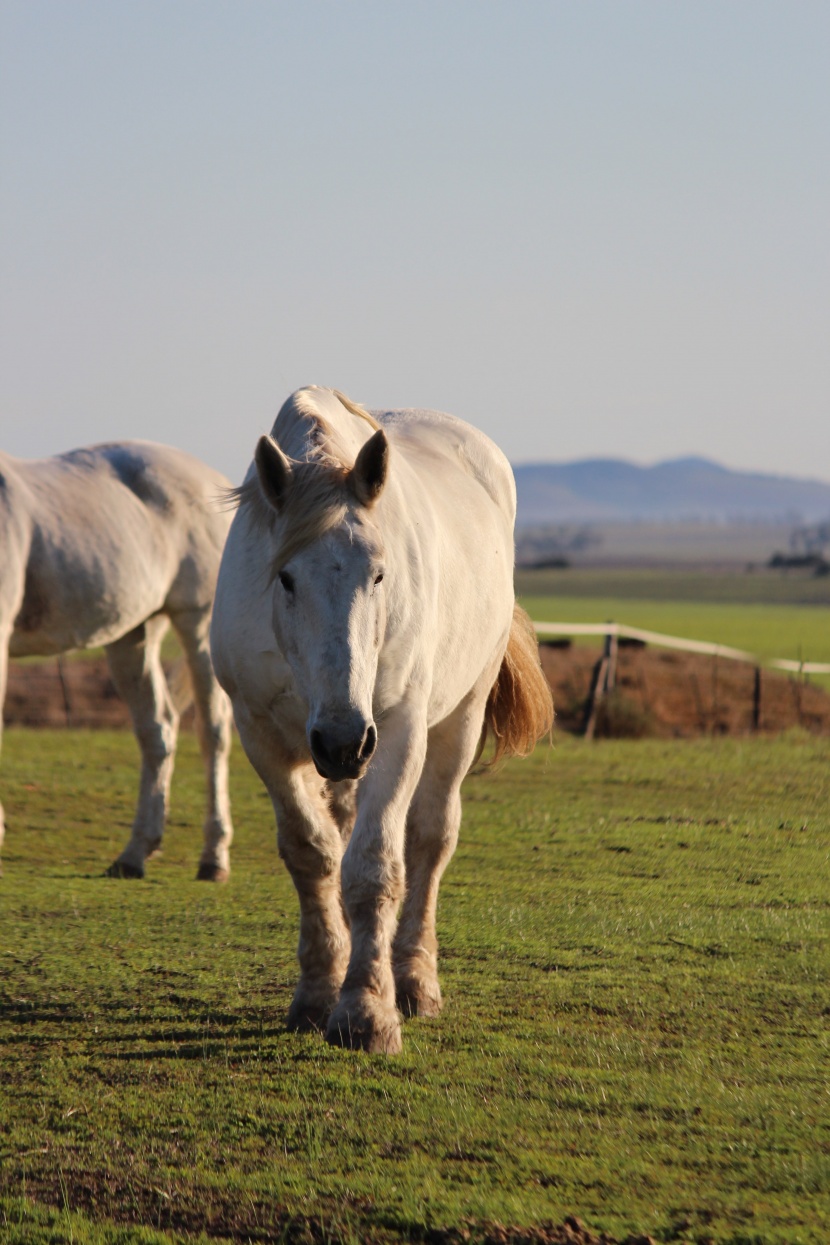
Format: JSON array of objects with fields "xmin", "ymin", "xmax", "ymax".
[{"xmin": 789, "ymin": 520, "xmax": 830, "ymax": 556}]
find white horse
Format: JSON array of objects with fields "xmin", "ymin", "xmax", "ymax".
[
  {"xmin": 210, "ymin": 387, "xmax": 553, "ymax": 1053},
  {"xmin": 0, "ymin": 441, "xmax": 235, "ymax": 880}
]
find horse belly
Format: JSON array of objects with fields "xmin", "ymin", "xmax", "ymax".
[{"xmin": 10, "ymin": 535, "xmax": 174, "ymax": 658}]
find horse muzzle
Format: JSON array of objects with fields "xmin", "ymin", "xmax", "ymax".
[{"xmin": 309, "ymin": 719, "xmax": 377, "ymax": 782}]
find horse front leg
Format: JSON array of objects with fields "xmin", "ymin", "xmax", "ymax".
[
  {"xmin": 234, "ymin": 708, "xmax": 350, "ymax": 1031},
  {"xmin": 393, "ymin": 689, "xmax": 489, "ymax": 1019},
  {"xmin": 104, "ymin": 617, "xmax": 179, "ymax": 878},
  {"xmin": 171, "ymin": 608, "xmax": 234, "ymax": 881},
  {"xmin": 326, "ymin": 706, "xmax": 428, "ymax": 1055}
]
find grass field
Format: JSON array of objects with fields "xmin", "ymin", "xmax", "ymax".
[{"xmin": 1, "ymin": 728, "xmax": 828, "ymax": 1244}]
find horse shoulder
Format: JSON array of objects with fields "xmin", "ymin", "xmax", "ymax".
[{"xmin": 210, "ymin": 506, "xmax": 284, "ymax": 699}]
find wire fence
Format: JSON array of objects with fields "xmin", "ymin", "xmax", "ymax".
[
  {"xmin": 532, "ymin": 618, "xmax": 830, "ymax": 738},
  {"xmin": 532, "ymin": 620, "xmax": 830, "ymax": 676}
]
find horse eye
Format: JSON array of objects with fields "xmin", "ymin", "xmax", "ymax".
[
  {"xmin": 278, "ymin": 570, "xmax": 295, "ymax": 593},
  {"xmin": 374, "ymin": 572, "xmax": 384, "ymax": 586}
]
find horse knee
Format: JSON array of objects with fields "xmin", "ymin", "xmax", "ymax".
[
  {"xmin": 135, "ymin": 713, "xmax": 178, "ymax": 765},
  {"xmin": 341, "ymin": 847, "xmax": 404, "ymax": 912},
  {"xmin": 277, "ymin": 821, "xmax": 341, "ymax": 883}
]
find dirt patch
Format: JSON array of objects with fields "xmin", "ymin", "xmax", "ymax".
[
  {"xmin": 14, "ymin": 1178, "xmax": 653, "ymax": 1245},
  {"xmin": 4, "ymin": 657, "xmax": 194, "ymax": 730},
  {"xmin": 5, "ymin": 647, "xmax": 829, "ymax": 739},
  {"xmin": 540, "ymin": 640, "xmax": 830, "ymax": 737}
]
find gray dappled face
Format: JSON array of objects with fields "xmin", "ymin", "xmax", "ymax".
[{"xmin": 272, "ymin": 517, "xmax": 386, "ymax": 781}]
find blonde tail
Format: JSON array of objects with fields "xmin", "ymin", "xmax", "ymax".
[{"xmin": 478, "ymin": 603, "xmax": 554, "ymax": 769}]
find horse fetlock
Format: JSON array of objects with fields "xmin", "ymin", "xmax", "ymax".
[
  {"xmin": 325, "ymin": 994, "xmax": 402, "ymax": 1055},
  {"xmin": 198, "ymin": 822, "xmax": 231, "ymax": 881},
  {"xmin": 297, "ymin": 927, "xmax": 349, "ymax": 990}
]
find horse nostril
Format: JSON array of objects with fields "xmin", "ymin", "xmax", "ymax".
[
  {"xmin": 361, "ymin": 724, "xmax": 377, "ymax": 761},
  {"xmin": 310, "ymin": 728, "xmax": 329, "ymax": 764},
  {"xmin": 310, "ymin": 721, "xmax": 376, "ymax": 779}
]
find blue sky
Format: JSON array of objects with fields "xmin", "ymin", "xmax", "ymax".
[{"xmin": 1, "ymin": 1, "xmax": 828, "ymax": 484}]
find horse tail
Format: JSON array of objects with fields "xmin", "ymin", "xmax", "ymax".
[{"xmin": 477, "ymin": 603, "xmax": 554, "ymax": 769}]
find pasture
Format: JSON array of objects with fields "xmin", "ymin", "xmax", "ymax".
[{"xmin": 1, "ymin": 727, "xmax": 828, "ymax": 1244}]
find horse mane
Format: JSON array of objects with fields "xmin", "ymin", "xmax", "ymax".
[
  {"xmin": 229, "ymin": 388, "xmax": 379, "ymax": 568},
  {"xmin": 330, "ymin": 389, "xmax": 382, "ymax": 433}
]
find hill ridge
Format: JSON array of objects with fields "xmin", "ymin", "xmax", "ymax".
[{"xmin": 513, "ymin": 455, "xmax": 830, "ymax": 525}]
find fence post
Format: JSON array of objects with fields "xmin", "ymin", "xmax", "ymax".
[
  {"xmin": 56, "ymin": 656, "xmax": 72, "ymax": 728},
  {"xmin": 583, "ymin": 629, "xmax": 614, "ymax": 740},
  {"xmin": 606, "ymin": 629, "xmax": 619, "ymax": 692},
  {"xmin": 752, "ymin": 666, "xmax": 762, "ymax": 731}
]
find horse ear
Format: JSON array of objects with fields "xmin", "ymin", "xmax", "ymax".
[
  {"xmin": 350, "ymin": 429, "xmax": 389, "ymax": 508},
  {"xmin": 255, "ymin": 435, "xmax": 293, "ymax": 512}
]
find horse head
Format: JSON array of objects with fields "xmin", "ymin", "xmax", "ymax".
[{"xmin": 254, "ymin": 427, "xmax": 389, "ymax": 781}]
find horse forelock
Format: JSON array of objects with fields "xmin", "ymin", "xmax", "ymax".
[
  {"xmin": 272, "ymin": 460, "xmax": 353, "ymax": 568},
  {"xmin": 232, "ymin": 457, "xmax": 353, "ymax": 571}
]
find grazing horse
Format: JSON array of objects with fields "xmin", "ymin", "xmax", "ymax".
[
  {"xmin": 210, "ymin": 386, "xmax": 553, "ymax": 1053},
  {"xmin": 0, "ymin": 441, "xmax": 234, "ymax": 880}
]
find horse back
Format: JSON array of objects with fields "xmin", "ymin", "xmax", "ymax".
[
  {"xmin": 3, "ymin": 442, "xmax": 231, "ymax": 657},
  {"xmin": 374, "ymin": 408, "xmax": 516, "ymax": 525}
]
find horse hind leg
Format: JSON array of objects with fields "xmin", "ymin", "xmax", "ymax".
[
  {"xmin": 104, "ymin": 616, "xmax": 179, "ymax": 878},
  {"xmin": 392, "ymin": 687, "xmax": 490, "ymax": 1019},
  {"xmin": 170, "ymin": 607, "xmax": 234, "ymax": 882}
]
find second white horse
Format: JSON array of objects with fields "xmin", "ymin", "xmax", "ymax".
[{"xmin": 0, "ymin": 440, "xmax": 234, "ymax": 880}]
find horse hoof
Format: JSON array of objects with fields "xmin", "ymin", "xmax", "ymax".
[
  {"xmin": 396, "ymin": 981, "xmax": 443, "ymax": 1019},
  {"xmin": 196, "ymin": 862, "xmax": 230, "ymax": 882},
  {"xmin": 286, "ymin": 980, "xmax": 341, "ymax": 1032},
  {"xmin": 286, "ymin": 1002, "xmax": 328, "ymax": 1034},
  {"xmin": 105, "ymin": 860, "xmax": 144, "ymax": 879},
  {"xmin": 325, "ymin": 1005, "xmax": 402, "ymax": 1055}
]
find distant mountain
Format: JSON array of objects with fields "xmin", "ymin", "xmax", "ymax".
[{"xmin": 513, "ymin": 456, "xmax": 830, "ymax": 526}]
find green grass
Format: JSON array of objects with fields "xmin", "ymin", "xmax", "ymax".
[
  {"xmin": 520, "ymin": 594, "xmax": 830, "ymax": 665},
  {"xmin": 1, "ymin": 728, "xmax": 829, "ymax": 1244}
]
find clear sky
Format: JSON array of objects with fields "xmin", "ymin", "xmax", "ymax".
[{"xmin": 1, "ymin": 1, "xmax": 828, "ymax": 485}]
